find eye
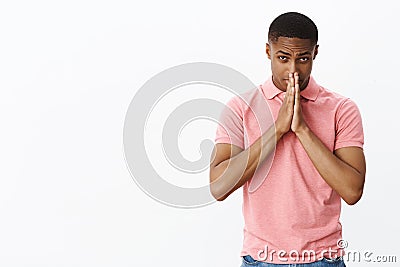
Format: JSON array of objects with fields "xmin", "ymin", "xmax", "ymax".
[
  {"xmin": 299, "ymin": 57, "xmax": 309, "ymax": 62},
  {"xmin": 278, "ymin": 56, "xmax": 287, "ymax": 61}
]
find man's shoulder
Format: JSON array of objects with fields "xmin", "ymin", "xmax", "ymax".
[
  {"xmin": 315, "ymin": 83, "xmax": 362, "ymax": 120},
  {"xmin": 316, "ymin": 83, "xmax": 353, "ymax": 106},
  {"xmin": 225, "ymin": 85, "xmax": 264, "ymax": 109}
]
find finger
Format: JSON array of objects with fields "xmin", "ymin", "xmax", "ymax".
[
  {"xmin": 287, "ymin": 83, "xmax": 295, "ymax": 108},
  {"xmin": 293, "ymin": 72, "xmax": 299, "ymax": 99},
  {"xmin": 289, "ymin": 72, "xmax": 294, "ymax": 89},
  {"xmin": 294, "ymin": 72, "xmax": 299, "ymax": 87},
  {"xmin": 285, "ymin": 73, "xmax": 294, "ymax": 105},
  {"xmin": 294, "ymin": 81, "xmax": 300, "ymax": 111},
  {"xmin": 285, "ymin": 78, "xmax": 291, "ymax": 103}
]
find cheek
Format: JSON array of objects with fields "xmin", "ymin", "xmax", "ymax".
[
  {"xmin": 303, "ymin": 61, "xmax": 313, "ymax": 70},
  {"xmin": 298, "ymin": 63, "xmax": 312, "ymax": 74},
  {"xmin": 271, "ymin": 60, "xmax": 284, "ymax": 72}
]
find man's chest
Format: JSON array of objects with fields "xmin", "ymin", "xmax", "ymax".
[{"xmin": 242, "ymin": 97, "xmax": 337, "ymax": 151}]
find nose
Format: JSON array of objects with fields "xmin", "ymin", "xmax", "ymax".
[{"xmin": 289, "ymin": 61, "xmax": 297, "ymax": 74}]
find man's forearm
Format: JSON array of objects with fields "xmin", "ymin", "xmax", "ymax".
[
  {"xmin": 211, "ymin": 123, "xmax": 279, "ymax": 201},
  {"xmin": 295, "ymin": 126, "xmax": 364, "ymax": 205}
]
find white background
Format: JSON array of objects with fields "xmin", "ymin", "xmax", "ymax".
[{"xmin": 1, "ymin": 0, "xmax": 399, "ymax": 266}]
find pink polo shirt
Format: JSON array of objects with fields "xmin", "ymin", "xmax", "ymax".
[{"xmin": 214, "ymin": 76, "xmax": 364, "ymax": 264}]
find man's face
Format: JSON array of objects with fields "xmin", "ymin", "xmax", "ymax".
[{"xmin": 266, "ymin": 37, "xmax": 318, "ymax": 91}]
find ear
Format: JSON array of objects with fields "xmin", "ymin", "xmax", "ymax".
[
  {"xmin": 266, "ymin": 43, "xmax": 271, "ymax": 59},
  {"xmin": 313, "ymin": 44, "xmax": 319, "ymax": 59}
]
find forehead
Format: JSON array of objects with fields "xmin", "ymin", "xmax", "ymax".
[{"xmin": 270, "ymin": 37, "xmax": 315, "ymax": 54}]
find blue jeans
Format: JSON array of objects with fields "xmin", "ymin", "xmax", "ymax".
[{"xmin": 240, "ymin": 255, "xmax": 346, "ymax": 267}]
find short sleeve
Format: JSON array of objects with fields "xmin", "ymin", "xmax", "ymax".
[
  {"xmin": 214, "ymin": 96, "xmax": 245, "ymax": 149},
  {"xmin": 334, "ymin": 98, "xmax": 364, "ymax": 150}
]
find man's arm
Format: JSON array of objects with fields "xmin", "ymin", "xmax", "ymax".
[
  {"xmin": 291, "ymin": 73, "xmax": 366, "ymax": 205},
  {"xmin": 295, "ymin": 128, "xmax": 366, "ymax": 205},
  {"xmin": 209, "ymin": 80, "xmax": 296, "ymax": 201},
  {"xmin": 209, "ymin": 124, "xmax": 276, "ymax": 201}
]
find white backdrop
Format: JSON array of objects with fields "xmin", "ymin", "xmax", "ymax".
[{"xmin": 0, "ymin": 0, "xmax": 399, "ymax": 266}]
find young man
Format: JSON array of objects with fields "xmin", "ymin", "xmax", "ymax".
[{"xmin": 209, "ymin": 12, "xmax": 365, "ymax": 266}]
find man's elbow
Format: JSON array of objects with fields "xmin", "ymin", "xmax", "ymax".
[
  {"xmin": 210, "ymin": 184, "xmax": 228, "ymax": 201},
  {"xmin": 343, "ymin": 188, "xmax": 363, "ymax": 205},
  {"xmin": 209, "ymin": 178, "xmax": 231, "ymax": 201},
  {"xmin": 213, "ymin": 194, "xmax": 227, "ymax": 202}
]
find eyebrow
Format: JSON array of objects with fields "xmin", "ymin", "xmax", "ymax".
[
  {"xmin": 276, "ymin": 50, "xmax": 312, "ymax": 56},
  {"xmin": 276, "ymin": 50, "xmax": 291, "ymax": 56},
  {"xmin": 297, "ymin": 51, "xmax": 312, "ymax": 56}
]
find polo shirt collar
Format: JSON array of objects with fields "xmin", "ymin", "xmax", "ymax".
[{"xmin": 262, "ymin": 76, "xmax": 320, "ymax": 101}]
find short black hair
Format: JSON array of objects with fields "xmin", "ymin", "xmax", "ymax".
[{"xmin": 268, "ymin": 12, "xmax": 318, "ymax": 44}]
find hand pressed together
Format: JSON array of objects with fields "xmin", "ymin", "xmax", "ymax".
[{"xmin": 275, "ymin": 72, "xmax": 308, "ymax": 138}]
